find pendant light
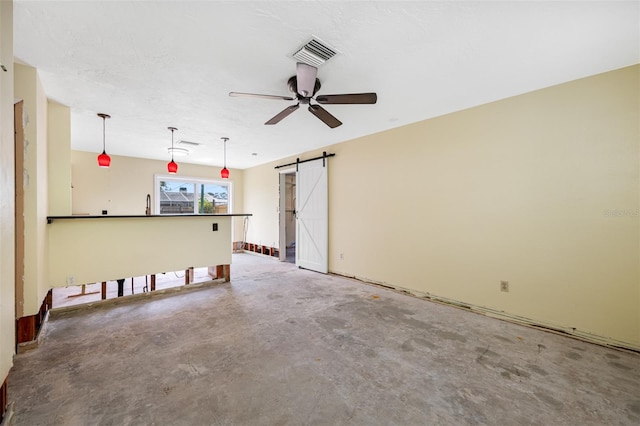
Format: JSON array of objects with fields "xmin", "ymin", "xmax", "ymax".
[
  {"xmin": 167, "ymin": 126, "xmax": 178, "ymax": 174},
  {"xmin": 221, "ymin": 137, "xmax": 229, "ymax": 179},
  {"xmin": 97, "ymin": 113, "xmax": 111, "ymax": 168}
]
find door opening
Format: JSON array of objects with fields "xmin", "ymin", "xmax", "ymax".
[{"xmin": 279, "ymin": 170, "xmax": 296, "ymax": 263}]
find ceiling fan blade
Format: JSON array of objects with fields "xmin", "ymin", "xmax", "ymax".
[
  {"xmin": 265, "ymin": 104, "xmax": 300, "ymax": 125},
  {"xmin": 296, "ymin": 62, "xmax": 318, "ymax": 97},
  {"xmin": 229, "ymin": 92, "xmax": 295, "ymax": 101},
  {"xmin": 315, "ymin": 93, "xmax": 378, "ymax": 104},
  {"xmin": 308, "ymin": 105, "xmax": 342, "ymax": 128}
]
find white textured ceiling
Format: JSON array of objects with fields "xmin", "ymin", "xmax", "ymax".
[{"xmin": 13, "ymin": 1, "xmax": 639, "ymax": 170}]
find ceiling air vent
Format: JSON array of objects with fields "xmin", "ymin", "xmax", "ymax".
[
  {"xmin": 292, "ymin": 37, "xmax": 338, "ymax": 67},
  {"xmin": 177, "ymin": 140, "xmax": 200, "ymax": 147}
]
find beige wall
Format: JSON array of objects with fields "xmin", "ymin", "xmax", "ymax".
[
  {"xmin": 49, "ymin": 216, "xmax": 232, "ymax": 287},
  {"xmin": 47, "ymin": 101, "xmax": 71, "ymax": 216},
  {"xmin": 71, "ymin": 151, "xmax": 245, "ymax": 240},
  {"xmin": 0, "ymin": 0, "xmax": 14, "ymax": 384},
  {"xmin": 243, "ymin": 160, "xmax": 280, "ymax": 249},
  {"xmin": 244, "ymin": 65, "xmax": 640, "ymax": 349},
  {"xmin": 14, "ymin": 63, "xmax": 49, "ymax": 317}
]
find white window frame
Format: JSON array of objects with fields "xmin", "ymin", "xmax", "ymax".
[{"xmin": 154, "ymin": 174, "xmax": 233, "ymax": 215}]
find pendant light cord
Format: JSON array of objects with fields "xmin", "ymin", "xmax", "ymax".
[
  {"xmin": 169, "ymin": 127, "xmax": 176, "ymax": 162},
  {"xmin": 97, "ymin": 113, "xmax": 110, "ymax": 154}
]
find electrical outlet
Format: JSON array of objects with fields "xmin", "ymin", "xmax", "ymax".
[
  {"xmin": 212, "ymin": 223, "xmax": 218, "ymax": 231},
  {"xmin": 67, "ymin": 276, "xmax": 76, "ymax": 286},
  {"xmin": 500, "ymin": 281, "xmax": 509, "ymax": 292}
]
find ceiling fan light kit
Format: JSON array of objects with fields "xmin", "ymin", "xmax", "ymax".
[{"xmin": 229, "ymin": 62, "xmax": 377, "ymax": 128}]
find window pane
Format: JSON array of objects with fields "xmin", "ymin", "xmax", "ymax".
[
  {"xmin": 159, "ymin": 180, "xmax": 195, "ymax": 214},
  {"xmin": 198, "ymin": 183, "xmax": 229, "ymax": 214},
  {"xmin": 157, "ymin": 177, "xmax": 230, "ymax": 215}
]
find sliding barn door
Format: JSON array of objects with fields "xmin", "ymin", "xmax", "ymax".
[{"xmin": 296, "ymin": 158, "xmax": 328, "ymax": 273}]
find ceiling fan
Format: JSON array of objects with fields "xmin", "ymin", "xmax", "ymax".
[{"xmin": 229, "ymin": 63, "xmax": 377, "ymax": 128}]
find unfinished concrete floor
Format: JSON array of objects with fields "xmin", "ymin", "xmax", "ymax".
[{"xmin": 8, "ymin": 253, "xmax": 640, "ymax": 425}]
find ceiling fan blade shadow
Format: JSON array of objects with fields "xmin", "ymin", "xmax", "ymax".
[
  {"xmin": 229, "ymin": 92, "xmax": 295, "ymax": 101},
  {"xmin": 308, "ymin": 105, "xmax": 342, "ymax": 128},
  {"xmin": 315, "ymin": 93, "xmax": 377, "ymax": 104},
  {"xmin": 296, "ymin": 63, "xmax": 318, "ymax": 97},
  {"xmin": 265, "ymin": 104, "xmax": 300, "ymax": 125}
]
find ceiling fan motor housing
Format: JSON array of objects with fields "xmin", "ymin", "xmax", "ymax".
[{"xmin": 288, "ymin": 76, "xmax": 321, "ymax": 100}]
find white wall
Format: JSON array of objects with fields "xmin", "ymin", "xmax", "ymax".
[
  {"xmin": 0, "ymin": 0, "xmax": 15, "ymax": 385},
  {"xmin": 244, "ymin": 65, "xmax": 640, "ymax": 350}
]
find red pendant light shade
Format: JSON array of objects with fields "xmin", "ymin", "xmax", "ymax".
[
  {"xmin": 96, "ymin": 113, "xmax": 111, "ymax": 168},
  {"xmin": 167, "ymin": 126, "xmax": 178, "ymax": 174},
  {"xmin": 221, "ymin": 137, "xmax": 229, "ymax": 179},
  {"xmin": 97, "ymin": 151, "xmax": 111, "ymax": 167}
]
